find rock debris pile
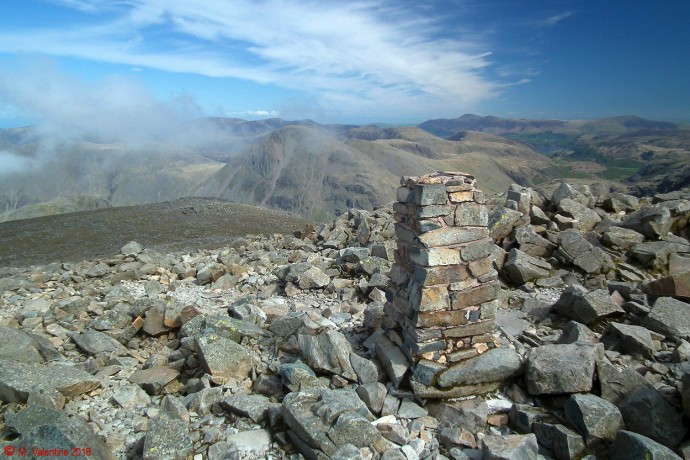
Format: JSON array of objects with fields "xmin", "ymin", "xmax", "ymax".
[{"xmin": 0, "ymin": 179, "xmax": 689, "ymax": 460}]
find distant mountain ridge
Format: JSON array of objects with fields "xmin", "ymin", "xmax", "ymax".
[
  {"xmin": 418, "ymin": 113, "xmax": 680, "ymax": 138},
  {"xmin": 418, "ymin": 114, "xmax": 571, "ymax": 137},
  {"xmin": 1, "ymin": 113, "xmax": 688, "ymax": 223}
]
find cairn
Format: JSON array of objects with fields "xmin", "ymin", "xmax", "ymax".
[{"xmin": 381, "ymin": 171, "xmax": 505, "ymax": 397}]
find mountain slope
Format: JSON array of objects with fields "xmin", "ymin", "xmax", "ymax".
[
  {"xmin": 198, "ymin": 123, "xmax": 562, "ymax": 220},
  {"xmin": 197, "ymin": 125, "xmax": 401, "ymax": 220},
  {"xmin": 418, "ymin": 113, "xmax": 681, "ymax": 139},
  {"xmin": 579, "ymin": 116, "xmax": 678, "ymax": 134},
  {"xmin": 418, "ymin": 114, "xmax": 572, "ymax": 138}
]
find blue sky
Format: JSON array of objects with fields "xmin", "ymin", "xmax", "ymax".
[{"xmin": 0, "ymin": 0, "xmax": 689, "ymax": 127}]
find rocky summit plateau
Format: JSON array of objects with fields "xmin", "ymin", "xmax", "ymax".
[{"xmin": 1, "ymin": 178, "xmax": 690, "ymax": 460}]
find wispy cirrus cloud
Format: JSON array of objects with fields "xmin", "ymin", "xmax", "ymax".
[
  {"xmin": 0, "ymin": 0, "xmax": 503, "ymax": 116},
  {"xmin": 544, "ymin": 11, "xmax": 575, "ymax": 26}
]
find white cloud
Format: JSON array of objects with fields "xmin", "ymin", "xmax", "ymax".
[
  {"xmin": 227, "ymin": 110, "xmax": 280, "ymax": 118},
  {"xmin": 545, "ymin": 11, "xmax": 575, "ymax": 26},
  {"xmin": 0, "ymin": 57, "xmax": 203, "ymax": 145},
  {"xmin": 0, "ymin": 0, "xmax": 501, "ymax": 116},
  {"xmin": 0, "ymin": 151, "xmax": 35, "ymax": 177}
]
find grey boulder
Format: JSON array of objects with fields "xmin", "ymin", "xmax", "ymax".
[
  {"xmin": 564, "ymin": 393, "xmax": 623, "ymax": 441},
  {"xmin": 504, "ymin": 249, "xmax": 552, "ymax": 285},
  {"xmin": 525, "ymin": 343, "xmax": 601, "ymax": 395},
  {"xmin": 609, "ymin": 430, "xmax": 682, "ymax": 460},
  {"xmin": 644, "ymin": 297, "xmax": 690, "ymax": 340},
  {"xmin": 481, "ymin": 433, "xmax": 538, "ymax": 460},
  {"xmin": 618, "ymin": 386, "xmax": 687, "ymax": 449}
]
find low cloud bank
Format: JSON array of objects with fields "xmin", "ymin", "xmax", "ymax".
[{"xmin": 0, "ymin": 58, "xmax": 246, "ymax": 212}]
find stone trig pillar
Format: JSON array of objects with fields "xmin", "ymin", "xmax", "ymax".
[{"xmin": 382, "ymin": 172, "xmax": 501, "ymax": 397}]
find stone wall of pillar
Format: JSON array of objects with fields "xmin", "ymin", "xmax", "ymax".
[{"xmin": 382, "ymin": 172, "xmax": 500, "ymax": 394}]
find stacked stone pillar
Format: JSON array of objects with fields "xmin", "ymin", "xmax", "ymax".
[{"xmin": 382, "ymin": 172, "xmax": 500, "ymax": 396}]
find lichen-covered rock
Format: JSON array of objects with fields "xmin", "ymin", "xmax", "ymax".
[
  {"xmin": 525, "ymin": 343, "xmax": 601, "ymax": 395},
  {"xmin": 564, "ymin": 393, "xmax": 623, "ymax": 441},
  {"xmin": 620, "ymin": 206, "xmax": 672, "ymax": 239},
  {"xmin": 282, "ymin": 389, "xmax": 376, "ymax": 458},
  {"xmin": 556, "ymin": 229, "xmax": 614, "ymax": 274},
  {"xmin": 143, "ymin": 415, "xmax": 193, "ymax": 460},
  {"xmin": 481, "ymin": 433, "xmax": 538, "ymax": 460},
  {"xmin": 0, "ymin": 360, "xmax": 101, "ymax": 403},
  {"xmin": 644, "ymin": 297, "xmax": 690, "ymax": 340},
  {"xmin": 299, "ymin": 330, "xmax": 357, "ymax": 381},
  {"xmin": 195, "ymin": 334, "xmax": 256, "ymax": 384},
  {"xmin": 8, "ymin": 405, "xmax": 116, "ymax": 460},
  {"xmin": 504, "ymin": 249, "xmax": 552, "ymax": 285}
]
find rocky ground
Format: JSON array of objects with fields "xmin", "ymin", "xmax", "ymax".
[{"xmin": 1, "ymin": 182, "xmax": 690, "ymax": 460}]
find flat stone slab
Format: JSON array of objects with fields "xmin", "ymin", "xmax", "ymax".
[
  {"xmin": 437, "ymin": 348, "xmax": 523, "ymax": 389},
  {"xmin": 112, "ymin": 384, "xmax": 151, "ymax": 409},
  {"xmin": 72, "ymin": 329, "xmax": 128, "ymax": 356},
  {"xmin": 0, "ymin": 359, "xmax": 100, "ymax": 403},
  {"xmin": 557, "ymin": 229, "xmax": 614, "ymax": 274},
  {"xmin": 481, "ymin": 433, "xmax": 538, "ymax": 460},
  {"xmin": 222, "ymin": 394, "xmax": 274, "ymax": 423},
  {"xmin": 128, "ymin": 366, "xmax": 180, "ymax": 395},
  {"xmin": 553, "ymin": 288, "xmax": 624, "ymax": 325},
  {"xmin": 504, "ymin": 248, "xmax": 552, "ymax": 285},
  {"xmin": 532, "ymin": 422, "xmax": 585, "ymax": 460},
  {"xmin": 602, "ymin": 226, "xmax": 645, "ymax": 250},
  {"xmin": 644, "ymin": 297, "xmax": 690, "ymax": 340},
  {"xmin": 375, "ymin": 335, "xmax": 410, "ymax": 387},
  {"xmin": 226, "ymin": 429, "xmax": 272, "ymax": 455},
  {"xmin": 601, "ymin": 322, "xmax": 655, "ymax": 359},
  {"xmin": 597, "ymin": 358, "xmax": 651, "ymax": 405},
  {"xmin": 643, "ymin": 271, "xmax": 690, "ymax": 300},
  {"xmin": 417, "ymin": 227, "xmax": 488, "ymax": 249},
  {"xmin": 557, "ymin": 198, "xmax": 602, "ymax": 232},
  {"xmin": 0, "ymin": 326, "xmax": 46, "ymax": 364},
  {"xmin": 620, "ymin": 206, "xmax": 672, "ymax": 239}
]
